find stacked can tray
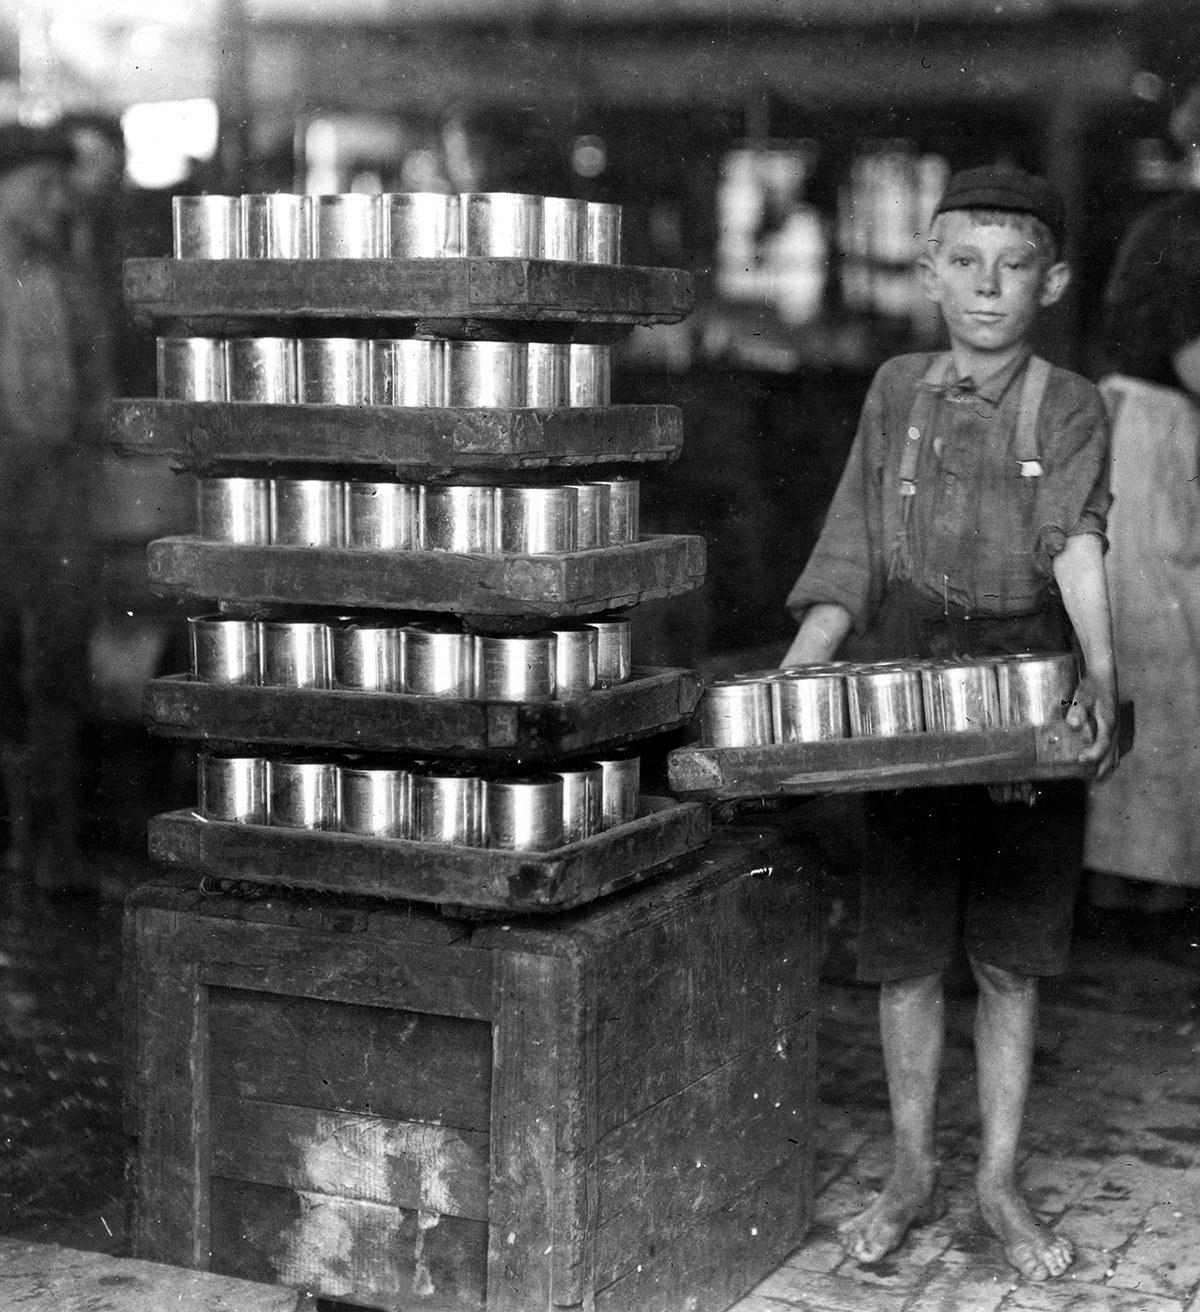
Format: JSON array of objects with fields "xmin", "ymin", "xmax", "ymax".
[{"xmin": 127, "ymin": 191, "xmax": 709, "ymax": 912}]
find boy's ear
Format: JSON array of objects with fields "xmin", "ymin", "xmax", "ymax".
[
  {"xmin": 1039, "ymin": 261, "xmax": 1071, "ymax": 307},
  {"xmin": 918, "ymin": 251, "xmax": 941, "ymax": 305}
]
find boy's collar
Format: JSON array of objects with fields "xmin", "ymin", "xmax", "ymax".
[{"xmin": 927, "ymin": 345, "xmax": 1033, "ymax": 405}]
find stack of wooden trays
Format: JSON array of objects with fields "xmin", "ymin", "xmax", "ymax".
[{"xmin": 120, "ymin": 233, "xmax": 710, "ymax": 914}]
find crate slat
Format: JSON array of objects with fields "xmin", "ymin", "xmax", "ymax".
[
  {"xmin": 145, "ymin": 667, "xmax": 702, "ymax": 761},
  {"xmin": 110, "ymin": 399, "xmax": 683, "ymax": 473},
  {"xmin": 147, "ymin": 796, "xmax": 712, "ymax": 913}
]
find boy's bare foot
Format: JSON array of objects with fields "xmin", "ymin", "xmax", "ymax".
[
  {"xmin": 977, "ymin": 1173, "xmax": 1073, "ymax": 1281},
  {"xmin": 838, "ymin": 1166, "xmax": 942, "ymax": 1264}
]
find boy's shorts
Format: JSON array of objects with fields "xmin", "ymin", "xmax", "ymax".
[{"xmin": 857, "ymin": 783, "xmax": 1084, "ymax": 982}]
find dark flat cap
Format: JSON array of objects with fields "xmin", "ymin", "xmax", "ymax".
[
  {"xmin": 0, "ymin": 122, "xmax": 74, "ymax": 180},
  {"xmin": 933, "ymin": 165, "xmax": 1065, "ymax": 251}
]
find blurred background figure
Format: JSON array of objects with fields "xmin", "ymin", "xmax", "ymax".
[
  {"xmin": 0, "ymin": 121, "xmax": 111, "ymax": 893},
  {"xmin": 1084, "ymin": 85, "xmax": 1200, "ymax": 917}
]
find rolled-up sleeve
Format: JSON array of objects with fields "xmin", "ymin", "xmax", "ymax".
[{"xmin": 1032, "ymin": 382, "xmax": 1112, "ymax": 578}]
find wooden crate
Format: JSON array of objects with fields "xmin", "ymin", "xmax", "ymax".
[
  {"xmin": 128, "ymin": 830, "xmax": 817, "ymax": 1312},
  {"xmin": 146, "ymin": 534, "xmax": 706, "ymax": 617},
  {"xmin": 124, "ymin": 257, "xmax": 693, "ymax": 328},
  {"xmin": 109, "ymin": 400, "xmax": 683, "ymax": 474},
  {"xmin": 145, "ymin": 666, "xmax": 702, "ymax": 761}
]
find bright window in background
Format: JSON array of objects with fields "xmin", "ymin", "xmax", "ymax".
[{"xmin": 122, "ymin": 98, "xmax": 218, "ymax": 189}]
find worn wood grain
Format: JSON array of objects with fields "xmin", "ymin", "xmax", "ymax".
[
  {"xmin": 146, "ymin": 533, "xmax": 705, "ymax": 616},
  {"xmin": 124, "ymin": 257, "xmax": 693, "ymax": 326},
  {"xmin": 208, "ymin": 1178, "xmax": 488, "ymax": 1312},
  {"xmin": 147, "ymin": 798, "xmax": 710, "ymax": 912},
  {"xmin": 110, "ymin": 399, "xmax": 682, "ymax": 472},
  {"xmin": 145, "ymin": 666, "xmax": 702, "ymax": 762},
  {"xmin": 208, "ymin": 988, "xmax": 492, "ymax": 1130},
  {"xmin": 210, "ymin": 1097, "xmax": 490, "ymax": 1221}
]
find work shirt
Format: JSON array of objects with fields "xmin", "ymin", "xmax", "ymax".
[{"xmin": 787, "ymin": 349, "xmax": 1111, "ymax": 636}]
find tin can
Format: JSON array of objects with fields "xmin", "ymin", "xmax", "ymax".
[
  {"xmin": 345, "ymin": 481, "xmax": 420, "ymax": 551},
  {"xmin": 422, "ymin": 485, "xmax": 496, "ymax": 553},
  {"xmin": 585, "ymin": 202, "xmax": 622, "ymax": 265},
  {"xmin": 311, "ymin": 193, "xmax": 380, "ymax": 259},
  {"xmin": 189, "ymin": 614, "xmax": 260, "ymax": 685},
  {"xmin": 526, "ymin": 342, "xmax": 570, "ymax": 408},
  {"xmin": 555, "ymin": 763, "xmax": 603, "ymax": 844},
  {"xmin": 568, "ymin": 482, "xmax": 611, "ymax": 550},
  {"xmin": 461, "ymin": 192, "xmax": 542, "ymax": 258},
  {"xmin": 444, "ymin": 341, "xmax": 527, "ymax": 409},
  {"xmin": 198, "ymin": 754, "xmax": 266, "ymax": 824},
  {"xmin": 473, "ymin": 633, "xmax": 557, "ymax": 703},
  {"xmin": 402, "ymin": 624, "xmax": 473, "ymax": 699},
  {"xmin": 593, "ymin": 754, "xmax": 640, "ymax": 830},
  {"xmin": 921, "ymin": 660, "xmax": 1001, "ymax": 733},
  {"xmin": 496, "ymin": 486, "xmax": 578, "ymax": 554},
  {"xmin": 590, "ymin": 477, "xmax": 638, "ymax": 544},
  {"xmin": 568, "ymin": 343, "xmax": 611, "ymax": 407},
  {"xmin": 550, "ymin": 623, "xmax": 598, "ymax": 697},
  {"xmin": 541, "ymin": 196, "xmax": 588, "ymax": 263},
  {"xmin": 173, "ymin": 195, "xmax": 241, "ymax": 259},
  {"xmin": 370, "ymin": 339, "xmax": 445, "ymax": 407},
  {"xmin": 297, "ymin": 337, "xmax": 369, "ymax": 406},
  {"xmin": 484, "ymin": 774, "xmax": 565, "ymax": 851},
  {"xmin": 339, "ymin": 766, "xmax": 410, "ymax": 838},
  {"xmin": 259, "ymin": 620, "xmax": 333, "ymax": 689},
  {"xmin": 994, "ymin": 653, "xmax": 1080, "ymax": 727},
  {"xmin": 382, "ymin": 192, "xmax": 460, "ymax": 258},
  {"xmin": 701, "ymin": 680, "xmax": 773, "ymax": 747},
  {"xmin": 332, "ymin": 622, "xmax": 403, "ymax": 693},
  {"xmin": 157, "ymin": 337, "xmax": 228, "ymax": 401},
  {"xmin": 268, "ymin": 759, "xmax": 339, "ymax": 830},
  {"xmin": 771, "ymin": 671, "xmax": 848, "ymax": 742},
  {"xmin": 227, "ymin": 337, "xmax": 298, "ymax": 404},
  {"xmin": 411, "ymin": 770, "xmax": 483, "ymax": 846},
  {"xmin": 271, "ymin": 478, "xmax": 346, "ymax": 547},
  {"xmin": 196, "ymin": 477, "xmax": 271, "ymax": 544},
  {"xmin": 847, "ymin": 664, "xmax": 925, "ymax": 737},
  {"xmin": 587, "ymin": 616, "xmax": 632, "ymax": 688},
  {"xmin": 242, "ymin": 193, "xmax": 310, "ymax": 259}
]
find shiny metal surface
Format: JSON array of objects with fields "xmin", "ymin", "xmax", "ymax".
[
  {"xmin": 346, "ymin": 481, "xmax": 420, "ymax": 551},
  {"xmin": 310, "ymin": 193, "xmax": 380, "ymax": 258},
  {"xmin": 332, "ymin": 623, "xmax": 403, "ymax": 692},
  {"xmin": 370, "ymin": 339, "xmax": 445, "ymax": 407},
  {"xmin": 772, "ymin": 672, "xmax": 849, "ymax": 742},
  {"xmin": 484, "ymin": 775, "xmax": 565, "ymax": 850},
  {"xmin": 297, "ymin": 337, "xmax": 369, "ymax": 405},
  {"xmin": 157, "ymin": 337, "xmax": 228, "ymax": 401},
  {"xmin": 995, "ymin": 652, "xmax": 1080, "ymax": 727},
  {"xmin": 267, "ymin": 759, "xmax": 339, "ymax": 830},
  {"xmin": 526, "ymin": 342, "xmax": 570, "ymax": 408},
  {"xmin": 411, "ymin": 770, "xmax": 483, "ymax": 846},
  {"xmin": 593, "ymin": 754, "xmax": 641, "ymax": 830},
  {"xmin": 550, "ymin": 624, "xmax": 598, "ymax": 697},
  {"xmin": 921, "ymin": 661, "xmax": 1001, "ymax": 733},
  {"xmin": 568, "ymin": 482, "xmax": 611, "ymax": 550},
  {"xmin": 241, "ymin": 193, "xmax": 310, "ymax": 259},
  {"xmin": 339, "ymin": 766, "xmax": 410, "ymax": 837},
  {"xmin": 587, "ymin": 616, "xmax": 632, "ymax": 688},
  {"xmin": 568, "ymin": 343, "xmax": 611, "ymax": 407},
  {"xmin": 402, "ymin": 624, "xmax": 473, "ymax": 698},
  {"xmin": 172, "ymin": 195, "xmax": 241, "ymax": 259},
  {"xmin": 496, "ymin": 486, "xmax": 578, "ymax": 554},
  {"xmin": 227, "ymin": 337, "xmax": 298, "ymax": 403},
  {"xmin": 189, "ymin": 615, "xmax": 260, "ymax": 685},
  {"xmin": 585, "ymin": 201, "xmax": 622, "ymax": 264},
  {"xmin": 556, "ymin": 763, "xmax": 603, "ymax": 844},
  {"xmin": 382, "ymin": 192, "xmax": 461, "ymax": 258},
  {"xmin": 270, "ymin": 478, "xmax": 347, "ymax": 547},
  {"xmin": 473, "ymin": 633, "xmax": 556, "ymax": 703},
  {"xmin": 198, "ymin": 754, "xmax": 266, "ymax": 824},
  {"xmin": 541, "ymin": 196, "xmax": 588, "ymax": 262},
  {"xmin": 422, "ymin": 484, "xmax": 497, "ymax": 553},
  {"xmin": 590, "ymin": 477, "xmax": 638, "ymax": 544},
  {"xmin": 701, "ymin": 680, "xmax": 774, "ymax": 747},
  {"xmin": 259, "ymin": 620, "xmax": 333, "ymax": 689},
  {"xmin": 460, "ymin": 192, "xmax": 542, "ymax": 258},
  {"xmin": 444, "ymin": 341, "xmax": 527, "ymax": 409},
  {"xmin": 847, "ymin": 664, "xmax": 925, "ymax": 737},
  {"xmin": 196, "ymin": 477, "xmax": 271, "ymax": 544}
]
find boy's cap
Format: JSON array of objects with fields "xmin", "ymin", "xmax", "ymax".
[
  {"xmin": 0, "ymin": 122, "xmax": 74, "ymax": 182},
  {"xmin": 933, "ymin": 165, "xmax": 1065, "ymax": 251}
]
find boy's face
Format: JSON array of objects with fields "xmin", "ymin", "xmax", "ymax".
[{"xmin": 920, "ymin": 212, "xmax": 1069, "ymax": 361}]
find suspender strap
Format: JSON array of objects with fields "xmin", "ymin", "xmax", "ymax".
[
  {"xmin": 887, "ymin": 353, "xmax": 951, "ymax": 581},
  {"xmin": 1014, "ymin": 355, "xmax": 1050, "ymax": 467}
]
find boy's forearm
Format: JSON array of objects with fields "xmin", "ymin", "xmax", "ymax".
[
  {"xmin": 1051, "ymin": 534, "xmax": 1116, "ymax": 689},
  {"xmin": 782, "ymin": 603, "xmax": 853, "ymax": 667}
]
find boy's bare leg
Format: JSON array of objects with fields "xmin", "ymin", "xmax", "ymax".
[
  {"xmin": 971, "ymin": 957, "xmax": 1073, "ymax": 1281},
  {"xmin": 840, "ymin": 971, "xmax": 944, "ymax": 1263}
]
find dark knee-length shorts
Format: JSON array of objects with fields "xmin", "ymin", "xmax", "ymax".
[{"xmin": 857, "ymin": 783, "xmax": 1084, "ymax": 983}]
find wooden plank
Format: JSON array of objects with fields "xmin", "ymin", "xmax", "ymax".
[
  {"xmin": 210, "ymin": 1097, "xmax": 490, "ymax": 1221},
  {"xmin": 146, "ymin": 533, "xmax": 706, "ymax": 616},
  {"xmin": 486, "ymin": 951, "xmax": 562, "ymax": 1312},
  {"xmin": 147, "ymin": 797, "xmax": 711, "ymax": 912},
  {"xmin": 208, "ymin": 988, "xmax": 493, "ymax": 1130},
  {"xmin": 208, "ymin": 1178, "xmax": 488, "ymax": 1312},
  {"xmin": 123, "ymin": 257, "xmax": 693, "ymax": 326},
  {"xmin": 144, "ymin": 666, "xmax": 704, "ymax": 762},
  {"xmin": 109, "ymin": 399, "xmax": 683, "ymax": 472}
]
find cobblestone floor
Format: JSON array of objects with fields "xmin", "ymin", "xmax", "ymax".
[{"xmin": 2, "ymin": 869, "xmax": 1199, "ymax": 1312}]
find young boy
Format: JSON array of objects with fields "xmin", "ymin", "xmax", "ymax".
[{"xmin": 783, "ymin": 165, "xmax": 1118, "ymax": 1282}]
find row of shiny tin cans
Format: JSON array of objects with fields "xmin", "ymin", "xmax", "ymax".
[
  {"xmin": 197, "ymin": 476, "xmax": 639, "ymax": 555},
  {"xmin": 190, "ymin": 613, "xmax": 633, "ymax": 699},
  {"xmin": 701, "ymin": 653, "xmax": 1081, "ymax": 748},
  {"xmin": 173, "ymin": 192, "xmax": 621, "ymax": 263},
  {"xmin": 198, "ymin": 752, "xmax": 641, "ymax": 850},
  {"xmin": 158, "ymin": 337, "xmax": 612, "ymax": 409}
]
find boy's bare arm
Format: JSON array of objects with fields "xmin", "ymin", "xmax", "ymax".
[
  {"xmin": 1051, "ymin": 533, "xmax": 1119, "ymax": 777},
  {"xmin": 782, "ymin": 603, "xmax": 853, "ymax": 667}
]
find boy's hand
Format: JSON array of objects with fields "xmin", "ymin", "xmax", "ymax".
[{"xmin": 1066, "ymin": 673, "xmax": 1119, "ymax": 779}]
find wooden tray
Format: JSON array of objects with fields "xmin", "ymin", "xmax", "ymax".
[
  {"xmin": 145, "ymin": 666, "xmax": 702, "ymax": 761},
  {"xmin": 109, "ymin": 399, "xmax": 682, "ymax": 473},
  {"xmin": 124, "ymin": 257, "xmax": 692, "ymax": 327},
  {"xmin": 668, "ymin": 720, "xmax": 1121, "ymax": 800},
  {"xmin": 146, "ymin": 533, "xmax": 705, "ymax": 617},
  {"xmin": 146, "ymin": 796, "xmax": 712, "ymax": 912}
]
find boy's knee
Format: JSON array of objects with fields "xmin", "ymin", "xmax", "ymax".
[
  {"xmin": 968, "ymin": 956, "xmax": 1036, "ymax": 997},
  {"xmin": 881, "ymin": 971, "xmax": 944, "ymax": 1004}
]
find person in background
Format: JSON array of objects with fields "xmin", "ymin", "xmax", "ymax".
[{"xmin": 0, "ymin": 122, "xmax": 111, "ymax": 893}]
